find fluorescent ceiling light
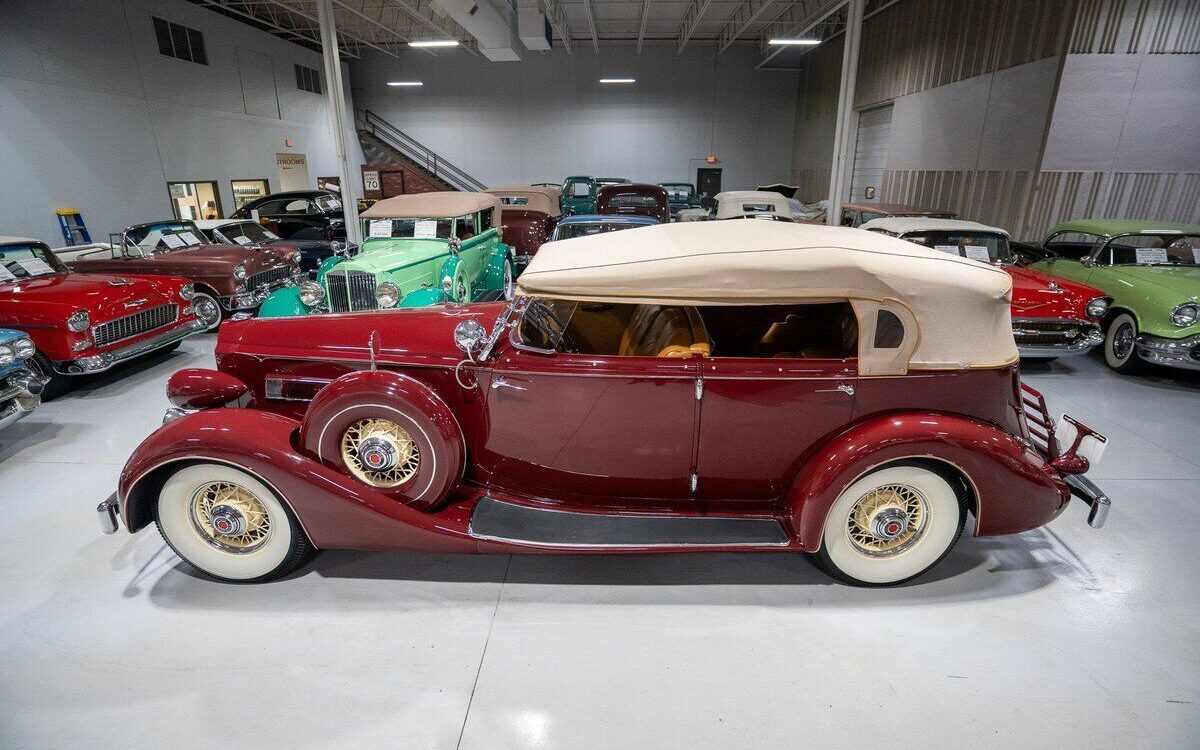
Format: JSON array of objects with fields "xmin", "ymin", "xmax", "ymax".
[
  {"xmin": 768, "ymin": 38, "xmax": 821, "ymax": 46},
  {"xmin": 408, "ymin": 39, "xmax": 459, "ymax": 48},
  {"xmin": 599, "ymin": 78, "xmax": 635, "ymax": 84},
  {"xmin": 387, "ymin": 81, "xmax": 423, "ymax": 87}
]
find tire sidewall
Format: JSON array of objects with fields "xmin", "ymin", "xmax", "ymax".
[
  {"xmin": 817, "ymin": 464, "xmax": 964, "ymax": 586},
  {"xmin": 502, "ymin": 258, "xmax": 515, "ymax": 300},
  {"xmin": 155, "ymin": 463, "xmax": 301, "ymax": 582}
]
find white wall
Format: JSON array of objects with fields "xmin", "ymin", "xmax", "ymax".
[
  {"xmin": 350, "ymin": 47, "xmax": 799, "ymax": 192},
  {"xmin": 0, "ymin": 0, "xmax": 360, "ymax": 245}
]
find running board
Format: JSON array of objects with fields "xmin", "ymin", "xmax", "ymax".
[{"xmin": 469, "ymin": 497, "xmax": 790, "ymax": 548}]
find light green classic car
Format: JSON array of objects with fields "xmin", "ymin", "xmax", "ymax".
[
  {"xmin": 1029, "ymin": 219, "xmax": 1200, "ymax": 373},
  {"xmin": 258, "ymin": 192, "xmax": 515, "ymax": 317}
]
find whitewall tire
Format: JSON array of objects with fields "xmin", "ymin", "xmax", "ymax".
[
  {"xmin": 191, "ymin": 292, "xmax": 223, "ymax": 331},
  {"xmin": 155, "ymin": 463, "xmax": 311, "ymax": 582},
  {"xmin": 1103, "ymin": 312, "xmax": 1143, "ymax": 373},
  {"xmin": 811, "ymin": 464, "xmax": 965, "ymax": 586}
]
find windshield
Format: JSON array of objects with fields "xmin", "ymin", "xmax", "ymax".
[
  {"xmin": 567, "ymin": 181, "xmax": 592, "ymax": 198},
  {"xmin": 607, "ymin": 194, "xmax": 661, "ymax": 211},
  {"xmin": 124, "ymin": 222, "xmax": 205, "ymax": 253},
  {"xmin": 662, "ymin": 184, "xmax": 695, "ymax": 201},
  {"xmin": 553, "ymin": 221, "xmax": 644, "ymax": 240},
  {"xmin": 903, "ymin": 231, "xmax": 1012, "ymax": 263},
  {"xmin": 1101, "ymin": 234, "xmax": 1200, "ymax": 266},
  {"xmin": 315, "ymin": 195, "xmax": 342, "ymax": 212},
  {"xmin": 0, "ymin": 242, "xmax": 68, "ymax": 282},
  {"xmin": 516, "ymin": 298, "xmax": 577, "ymax": 351},
  {"xmin": 218, "ymin": 222, "xmax": 280, "ymax": 245},
  {"xmin": 363, "ymin": 217, "xmax": 453, "ymax": 240}
]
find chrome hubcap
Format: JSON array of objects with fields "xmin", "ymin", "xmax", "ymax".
[
  {"xmin": 847, "ymin": 483, "xmax": 928, "ymax": 557},
  {"xmin": 1113, "ymin": 323, "xmax": 1134, "ymax": 360},
  {"xmin": 341, "ymin": 418, "xmax": 420, "ymax": 487},
  {"xmin": 358, "ymin": 436, "xmax": 399, "ymax": 472},
  {"xmin": 194, "ymin": 296, "xmax": 220, "ymax": 326},
  {"xmin": 188, "ymin": 481, "xmax": 271, "ymax": 553}
]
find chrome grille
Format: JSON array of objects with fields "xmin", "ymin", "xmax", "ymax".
[
  {"xmin": 1012, "ymin": 319, "xmax": 1097, "ymax": 346},
  {"xmin": 326, "ymin": 270, "xmax": 377, "ymax": 313},
  {"xmin": 92, "ymin": 304, "xmax": 179, "ymax": 348},
  {"xmin": 246, "ymin": 266, "xmax": 292, "ymax": 289}
]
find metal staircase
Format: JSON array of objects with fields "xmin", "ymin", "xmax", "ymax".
[{"xmin": 358, "ymin": 109, "xmax": 487, "ymax": 193}]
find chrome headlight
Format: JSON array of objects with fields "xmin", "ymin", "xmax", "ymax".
[
  {"xmin": 298, "ymin": 280, "xmax": 324, "ymax": 307},
  {"xmin": 0, "ymin": 344, "xmax": 13, "ymax": 367},
  {"xmin": 291, "ymin": 251, "xmax": 302, "ymax": 265},
  {"xmin": 1171, "ymin": 302, "xmax": 1199, "ymax": 327},
  {"xmin": 179, "ymin": 282, "xmax": 195, "ymax": 301},
  {"xmin": 233, "ymin": 265, "xmax": 247, "ymax": 280},
  {"xmin": 67, "ymin": 310, "xmax": 90, "ymax": 332},
  {"xmin": 375, "ymin": 282, "xmax": 400, "ymax": 308},
  {"xmin": 12, "ymin": 338, "xmax": 35, "ymax": 359},
  {"xmin": 1085, "ymin": 296, "xmax": 1110, "ymax": 319}
]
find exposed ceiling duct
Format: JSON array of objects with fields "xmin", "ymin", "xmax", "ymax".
[{"xmin": 430, "ymin": 0, "xmax": 521, "ymax": 61}]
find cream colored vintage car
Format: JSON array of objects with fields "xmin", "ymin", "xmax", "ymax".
[{"xmin": 714, "ymin": 190, "xmax": 793, "ymax": 221}]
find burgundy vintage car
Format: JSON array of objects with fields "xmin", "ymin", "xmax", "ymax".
[
  {"xmin": 862, "ymin": 218, "xmax": 1111, "ymax": 358},
  {"xmin": 486, "ymin": 185, "xmax": 562, "ymax": 265},
  {"xmin": 0, "ymin": 236, "xmax": 205, "ymax": 399},
  {"xmin": 99, "ymin": 222, "xmax": 1110, "ymax": 586},
  {"xmin": 58, "ymin": 221, "xmax": 302, "ymax": 327},
  {"xmin": 596, "ymin": 183, "xmax": 671, "ymax": 225}
]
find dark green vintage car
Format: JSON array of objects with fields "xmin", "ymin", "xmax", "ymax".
[
  {"xmin": 258, "ymin": 192, "xmax": 514, "ymax": 317},
  {"xmin": 1029, "ymin": 219, "xmax": 1200, "ymax": 373},
  {"xmin": 659, "ymin": 182, "xmax": 701, "ymax": 219},
  {"xmin": 561, "ymin": 176, "xmax": 597, "ymax": 216}
]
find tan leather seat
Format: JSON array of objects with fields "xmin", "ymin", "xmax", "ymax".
[{"xmin": 620, "ymin": 305, "xmax": 711, "ymax": 357}]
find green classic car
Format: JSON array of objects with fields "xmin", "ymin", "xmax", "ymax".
[
  {"xmin": 659, "ymin": 182, "xmax": 702, "ymax": 219},
  {"xmin": 1029, "ymin": 219, "xmax": 1200, "ymax": 373},
  {"xmin": 561, "ymin": 176, "xmax": 597, "ymax": 216},
  {"xmin": 258, "ymin": 192, "xmax": 514, "ymax": 317}
]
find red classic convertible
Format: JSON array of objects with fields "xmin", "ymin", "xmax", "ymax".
[
  {"xmin": 862, "ymin": 218, "xmax": 1111, "ymax": 358},
  {"xmin": 99, "ymin": 222, "xmax": 1110, "ymax": 586},
  {"xmin": 0, "ymin": 236, "xmax": 205, "ymax": 399}
]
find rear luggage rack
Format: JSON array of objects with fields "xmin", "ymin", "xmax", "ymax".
[{"xmin": 1020, "ymin": 383, "xmax": 1058, "ymax": 461}]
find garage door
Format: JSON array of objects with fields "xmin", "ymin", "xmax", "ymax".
[{"xmin": 850, "ymin": 104, "xmax": 892, "ymax": 204}]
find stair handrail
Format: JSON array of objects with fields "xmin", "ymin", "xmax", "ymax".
[{"xmin": 360, "ymin": 109, "xmax": 488, "ymax": 192}]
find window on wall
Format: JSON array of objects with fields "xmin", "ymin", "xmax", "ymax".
[
  {"xmin": 153, "ymin": 17, "xmax": 207, "ymax": 65},
  {"xmin": 295, "ymin": 64, "xmax": 322, "ymax": 94}
]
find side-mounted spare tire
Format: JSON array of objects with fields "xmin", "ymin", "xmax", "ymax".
[{"xmin": 299, "ymin": 370, "xmax": 465, "ymax": 511}]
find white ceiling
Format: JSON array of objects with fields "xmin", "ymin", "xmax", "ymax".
[{"xmin": 190, "ymin": 0, "xmax": 862, "ymax": 66}]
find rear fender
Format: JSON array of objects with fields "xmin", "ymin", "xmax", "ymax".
[
  {"xmin": 118, "ymin": 408, "xmax": 477, "ymax": 552},
  {"xmin": 483, "ymin": 243, "xmax": 512, "ymax": 291},
  {"xmin": 787, "ymin": 412, "xmax": 1070, "ymax": 550}
]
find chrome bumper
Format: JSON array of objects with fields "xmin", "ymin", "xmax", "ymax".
[
  {"xmin": 1015, "ymin": 323, "xmax": 1104, "ymax": 358},
  {"xmin": 1064, "ymin": 474, "xmax": 1110, "ymax": 529},
  {"xmin": 98, "ymin": 492, "xmax": 120, "ymax": 534},
  {"xmin": 221, "ymin": 274, "xmax": 303, "ymax": 311},
  {"xmin": 56, "ymin": 319, "xmax": 205, "ymax": 375},
  {"xmin": 0, "ymin": 371, "xmax": 47, "ymax": 429},
  {"xmin": 1135, "ymin": 333, "xmax": 1200, "ymax": 371}
]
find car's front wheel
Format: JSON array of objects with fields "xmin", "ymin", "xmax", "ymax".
[
  {"xmin": 155, "ymin": 463, "xmax": 312, "ymax": 583},
  {"xmin": 1103, "ymin": 312, "xmax": 1144, "ymax": 373},
  {"xmin": 191, "ymin": 291, "xmax": 223, "ymax": 330},
  {"xmin": 28, "ymin": 351, "xmax": 71, "ymax": 401},
  {"xmin": 502, "ymin": 258, "xmax": 515, "ymax": 300},
  {"xmin": 810, "ymin": 463, "xmax": 966, "ymax": 587}
]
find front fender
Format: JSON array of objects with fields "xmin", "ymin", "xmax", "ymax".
[
  {"xmin": 787, "ymin": 412, "xmax": 1071, "ymax": 550},
  {"xmin": 118, "ymin": 408, "xmax": 477, "ymax": 552},
  {"xmin": 482, "ymin": 243, "xmax": 512, "ymax": 291},
  {"xmin": 315, "ymin": 255, "xmax": 342, "ymax": 281},
  {"xmin": 256, "ymin": 286, "xmax": 311, "ymax": 318},
  {"xmin": 400, "ymin": 288, "xmax": 449, "ymax": 308}
]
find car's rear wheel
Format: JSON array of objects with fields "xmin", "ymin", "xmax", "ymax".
[
  {"xmin": 1104, "ymin": 312, "xmax": 1144, "ymax": 373},
  {"xmin": 810, "ymin": 464, "xmax": 966, "ymax": 587},
  {"xmin": 155, "ymin": 463, "xmax": 312, "ymax": 583},
  {"xmin": 28, "ymin": 351, "xmax": 71, "ymax": 401}
]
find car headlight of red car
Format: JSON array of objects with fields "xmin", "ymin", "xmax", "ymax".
[
  {"xmin": 1171, "ymin": 302, "xmax": 1199, "ymax": 327},
  {"xmin": 180, "ymin": 282, "xmax": 195, "ymax": 301},
  {"xmin": 66, "ymin": 310, "xmax": 90, "ymax": 333},
  {"xmin": 1085, "ymin": 296, "xmax": 1110, "ymax": 318}
]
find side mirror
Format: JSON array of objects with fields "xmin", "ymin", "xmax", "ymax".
[
  {"xmin": 454, "ymin": 319, "xmax": 487, "ymax": 361},
  {"xmin": 1081, "ymin": 256, "xmax": 1096, "ymax": 268}
]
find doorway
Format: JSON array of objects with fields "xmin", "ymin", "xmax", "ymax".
[
  {"xmin": 167, "ymin": 181, "xmax": 223, "ymax": 220},
  {"xmin": 276, "ymin": 152, "xmax": 309, "ymax": 191},
  {"xmin": 850, "ymin": 104, "xmax": 893, "ymax": 204},
  {"xmin": 231, "ymin": 179, "xmax": 269, "ymax": 211},
  {"xmin": 696, "ymin": 168, "xmax": 722, "ymax": 210}
]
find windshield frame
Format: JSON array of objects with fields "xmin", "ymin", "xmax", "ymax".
[
  {"xmin": 1096, "ymin": 232, "xmax": 1200, "ymax": 267},
  {"xmin": 0, "ymin": 241, "xmax": 70, "ymax": 282},
  {"xmin": 900, "ymin": 230, "xmax": 1014, "ymax": 265}
]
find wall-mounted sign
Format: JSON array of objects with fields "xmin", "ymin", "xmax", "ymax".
[
  {"xmin": 363, "ymin": 170, "xmax": 380, "ymax": 192},
  {"xmin": 276, "ymin": 152, "xmax": 309, "ymax": 191}
]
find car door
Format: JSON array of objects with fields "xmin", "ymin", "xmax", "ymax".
[
  {"xmin": 480, "ymin": 300, "xmax": 701, "ymax": 507},
  {"xmin": 693, "ymin": 304, "xmax": 859, "ymax": 504}
]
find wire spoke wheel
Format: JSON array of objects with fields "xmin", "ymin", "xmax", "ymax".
[
  {"xmin": 846, "ymin": 483, "xmax": 929, "ymax": 557},
  {"xmin": 341, "ymin": 418, "xmax": 421, "ymax": 487},
  {"xmin": 188, "ymin": 481, "xmax": 272, "ymax": 554}
]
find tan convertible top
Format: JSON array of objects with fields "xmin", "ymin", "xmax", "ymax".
[
  {"xmin": 518, "ymin": 221, "xmax": 1017, "ymax": 374},
  {"xmin": 360, "ymin": 191, "xmax": 500, "ymax": 219},
  {"xmin": 485, "ymin": 186, "xmax": 562, "ymax": 217}
]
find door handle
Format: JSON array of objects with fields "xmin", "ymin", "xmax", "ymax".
[
  {"xmin": 815, "ymin": 383, "xmax": 855, "ymax": 396},
  {"xmin": 491, "ymin": 376, "xmax": 526, "ymax": 392}
]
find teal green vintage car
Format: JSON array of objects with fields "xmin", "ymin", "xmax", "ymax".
[
  {"xmin": 561, "ymin": 176, "xmax": 597, "ymax": 216},
  {"xmin": 659, "ymin": 182, "xmax": 701, "ymax": 219},
  {"xmin": 258, "ymin": 192, "xmax": 514, "ymax": 317},
  {"xmin": 1029, "ymin": 219, "xmax": 1200, "ymax": 373}
]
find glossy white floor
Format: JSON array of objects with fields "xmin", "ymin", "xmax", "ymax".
[{"xmin": 1, "ymin": 333, "xmax": 1197, "ymax": 749}]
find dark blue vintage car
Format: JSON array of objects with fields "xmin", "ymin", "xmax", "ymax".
[{"xmin": 549, "ymin": 214, "xmax": 658, "ymax": 241}]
